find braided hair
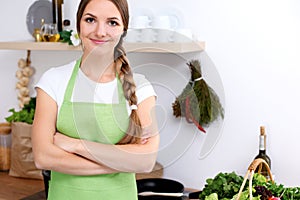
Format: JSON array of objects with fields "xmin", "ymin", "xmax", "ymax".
[{"xmin": 114, "ymin": 36, "xmax": 143, "ymax": 144}]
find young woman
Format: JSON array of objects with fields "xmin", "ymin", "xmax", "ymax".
[{"xmin": 31, "ymin": 0, "xmax": 159, "ymax": 199}]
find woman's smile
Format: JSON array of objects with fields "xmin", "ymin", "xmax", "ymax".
[{"xmin": 90, "ymin": 38, "xmax": 109, "ymax": 45}]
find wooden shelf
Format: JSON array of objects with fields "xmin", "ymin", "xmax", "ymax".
[
  {"xmin": 0, "ymin": 41, "xmax": 205, "ymax": 53},
  {"xmin": 125, "ymin": 41, "xmax": 205, "ymax": 53},
  {"xmin": 0, "ymin": 41, "xmax": 81, "ymax": 51}
]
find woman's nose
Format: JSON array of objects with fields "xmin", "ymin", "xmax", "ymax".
[{"xmin": 95, "ymin": 22, "xmax": 106, "ymax": 37}]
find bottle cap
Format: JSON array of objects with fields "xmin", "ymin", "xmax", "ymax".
[
  {"xmin": 260, "ymin": 126, "xmax": 265, "ymax": 135},
  {"xmin": 63, "ymin": 19, "xmax": 71, "ymax": 26}
]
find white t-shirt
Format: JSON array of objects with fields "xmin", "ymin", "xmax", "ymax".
[{"xmin": 35, "ymin": 60, "xmax": 156, "ymax": 115}]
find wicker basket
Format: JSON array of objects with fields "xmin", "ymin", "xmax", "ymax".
[{"xmin": 236, "ymin": 158, "xmax": 274, "ymax": 200}]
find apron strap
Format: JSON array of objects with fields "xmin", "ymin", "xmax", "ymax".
[
  {"xmin": 116, "ymin": 75, "xmax": 127, "ymax": 103},
  {"xmin": 63, "ymin": 59, "xmax": 81, "ymax": 101}
]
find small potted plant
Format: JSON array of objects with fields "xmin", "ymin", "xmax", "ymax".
[{"xmin": 5, "ymin": 97, "xmax": 36, "ymax": 125}]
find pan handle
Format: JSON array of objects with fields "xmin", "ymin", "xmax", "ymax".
[
  {"xmin": 188, "ymin": 191, "xmax": 201, "ymax": 199},
  {"xmin": 139, "ymin": 191, "xmax": 184, "ymax": 197}
]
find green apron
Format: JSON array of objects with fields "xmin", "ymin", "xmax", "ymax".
[{"xmin": 47, "ymin": 59, "xmax": 137, "ymax": 200}]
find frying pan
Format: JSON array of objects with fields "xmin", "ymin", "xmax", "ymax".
[{"xmin": 136, "ymin": 178, "xmax": 201, "ymax": 200}]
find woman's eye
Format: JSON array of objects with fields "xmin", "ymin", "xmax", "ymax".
[
  {"xmin": 85, "ymin": 17, "xmax": 95, "ymax": 23},
  {"xmin": 108, "ymin": 20, "xmax": 119, "ymax": 26}
]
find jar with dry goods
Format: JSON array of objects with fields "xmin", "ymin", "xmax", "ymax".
[{"xmin": 0, "ymin": 123, "xmax": 11, "ymax": 171}]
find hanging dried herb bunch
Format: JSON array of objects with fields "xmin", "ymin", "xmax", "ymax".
[{"xmin": 172, "ymin": 59, "xmax": 224, "ymax": 133}]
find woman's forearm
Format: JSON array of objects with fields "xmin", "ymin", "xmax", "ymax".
[
  {"xmin": 52, "ymin": 131, "xmax": 159, "ymax": 173},
  {"xmin": 73, "ymin": 134, "xmax": 159, "ymax": 173},
  {"xmin": 33, "ymin": 141, "xmax": 119, "ymax": 175}
]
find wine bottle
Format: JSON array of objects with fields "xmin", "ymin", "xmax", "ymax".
[
  {"xmin": 52, "ymin": 0, "xmax": 63, "ymax": 32},
  {"xmin": 254, "ymin": 126, "xmax": 271, "ymax": 177}
]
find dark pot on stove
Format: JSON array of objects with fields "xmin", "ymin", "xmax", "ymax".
[{"xmin": 137, "ymin": 178, "xmax": 199, "ymax": 200}]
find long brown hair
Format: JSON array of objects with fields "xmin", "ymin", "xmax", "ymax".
[{"xmin": 76, "ymin": 0, "xmax": 142, "ymax": 144}]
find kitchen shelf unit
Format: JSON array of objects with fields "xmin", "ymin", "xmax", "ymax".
[{"xmin": 0, "ymin": 41, "xmax": 205, "ymax": 53}]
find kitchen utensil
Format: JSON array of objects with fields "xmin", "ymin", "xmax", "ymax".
[
  {"xmin": 139, "ymin": 191, "xmax": 201, "ymax": 199},
  {"xmin": 155, "ymin": 7, "xmax": 184, "ymax": 30},
  {"xmin": 140, "ymin": 28, "xmax": 156, "ymax": 43},
  {"xmin": 137, "ymin": 178, "xmax": 201, "ymax": 200},
  {"xmin": 137, "ymin": 178, "xmax": 184, "ymax": 199},
  {"xmin": 139, "ymin": 191, "xmax": 184, "ymax": 197},
  {"xmin": 125, "ymin": 28, "xmax": 141, "ymax": 42},
  {"xmin": 131, "ymin": 15, "xmax": 151, "ymax": 29},
  {"xmin": 155, "ymin": 29, "xmax": 174, "ymax": 43},
  {"xmin": 130, "ymin": 7, "xmax": 154, "ymax": 28},
  {"xmin": 137, "ymin": 178, "xmax": 184, "ymax": 193},
  {"xmin": 26, "ymin": 0, "xmax": 53, "ymax": 36},
  {"xmin": 152, "ymin": 16, "xmax": 174, "ymax": 30},
  {"xmin": 173, "ymin": 29, "xmax": 193, "ymax": 42}
]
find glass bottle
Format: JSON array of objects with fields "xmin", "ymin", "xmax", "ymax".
[
  {"xmin": 254, "ymin": 126, "xmax": 271, "ymax": 177},
  {"xmin": 52, "ymin": 0, "xmax": 63, "ymax": 32}
]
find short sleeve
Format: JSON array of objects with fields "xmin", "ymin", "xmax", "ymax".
[
  {"xmin": 34, "ymin": 61, "xmax": 74, "ymax": 105},
  {"xmin": 133, "ymin": 73, "xmax": 157, "ymax": 104}
]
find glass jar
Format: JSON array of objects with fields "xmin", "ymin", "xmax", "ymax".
[
  {"xmin": 0, "ymin": 123, "xmax": 12, "ymax": 171},
  {"xmin": 40, "ymin": 23, "xmax": 60, "ymax": 42}
]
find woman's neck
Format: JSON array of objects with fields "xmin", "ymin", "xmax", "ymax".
[{"xmin": 80, "ymin": 53, "xmax": 116, "ymax": 82}]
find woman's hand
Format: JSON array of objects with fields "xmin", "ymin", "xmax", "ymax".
[{"xmin": 54, "ymin": 132, "xmax": 79, "ymax": 153}]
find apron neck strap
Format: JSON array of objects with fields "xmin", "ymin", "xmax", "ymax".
[{"xmin": 63, "ymin": 59, "xmax": 81, "ymax": 101}]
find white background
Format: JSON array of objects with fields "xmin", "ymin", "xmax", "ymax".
[{"xmin": 1, "ymin": 0, "xmax": 300, "ymax": 189}]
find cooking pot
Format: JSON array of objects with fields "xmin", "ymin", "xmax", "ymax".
[{"xmin": 136, "ymin": 178, "xmax": 201, "ymax": 200}]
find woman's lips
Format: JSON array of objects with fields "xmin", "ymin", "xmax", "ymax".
[{"xmin": 90, "ymin": 38, "xmax": 108, "ymax": 45}]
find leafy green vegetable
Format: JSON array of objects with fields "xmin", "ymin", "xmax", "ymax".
[
  {"xmin": 205, "ymin": 193, "xmax": 218, "ymax": 200},
  {"xmin": 232, "ymin": 189, "xmax": 260, "ymax": 200},
  {"xmin": 199, "ymin": 171, "xmax": 300, "ymax": 200},
  {"xmin": 254, "ymin": 185, "xmax": 273, "ymax": 200},
  {"xmin": 59, "ymin": 30, "xmax": 73, "ymax": 45},
  {"xmin": 199, "ymin": 172, "xmax": 244, "ymax": 200},
  {"xmin": 260, "ymin": 181, "xmax": 300, "ymax": 200},
  {"xmin": 5, "ymin": 97, "xmax": 36, "ymax": 124}
]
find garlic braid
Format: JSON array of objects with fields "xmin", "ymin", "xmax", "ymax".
[{"xmin": 115, "ymin": 38, "xmax": 142, "ymax": 144}]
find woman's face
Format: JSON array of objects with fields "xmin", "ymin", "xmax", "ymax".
[{"xmin": 80, "ymin": 0, "xmax": 124, "ymax": 56}]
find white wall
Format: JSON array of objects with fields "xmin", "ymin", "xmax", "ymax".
[{"xmin": 1, "ymin": 0, "xmax": 300, "ymax": 189}]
